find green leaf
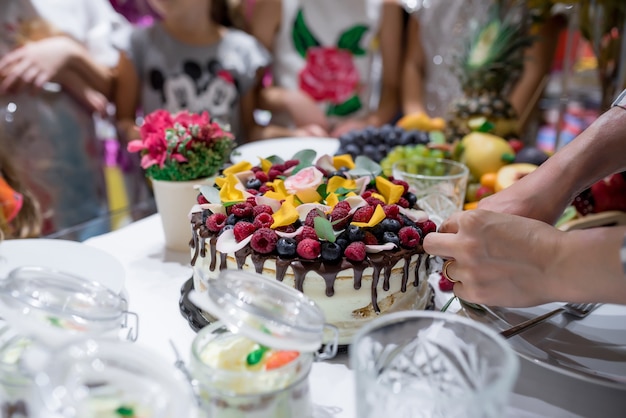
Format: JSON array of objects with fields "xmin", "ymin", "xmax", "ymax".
[
  {"xmin": 292, "ymin": 149, "xmax": 317, "ymax": 165},
  {"xmin": 316, "ymin": 183, "xmax": 328, "ymax": 198},
  {"xmin": 478, "ymin": 120, "xmax": 495, "ymax": 133},
  {"xmin": 326, "ymin": 95, "xmax": 362, "ymax": 117},
  {"xmin": 333, "ymin": 186, "xmax": 355, "ymax": 195},
  {"xmin": 314, "ymin": 216, "xmax": 336, "ymax": 243},
  {"xmin": 337, "ymin": 24, "xmax": 368, "ymax": 56},
  {"xmin": 266, "ymin": 155, "xmax": 285, "ymax": 165},
  {"xmin": 291, "ymin": 149, "xmax": 318, "ymax": 174},
  {"xmin": 349, "ymin": 156, "xmax": 381, "ymax": 178},
  {"xmin": 199, "ymin": 185, "xmax": 220, "ymax": 204},
  {"xmin": 292, "ymin": 9, "xmax": 320, "ymax": 58}
]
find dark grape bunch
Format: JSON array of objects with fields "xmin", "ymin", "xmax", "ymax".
[{"xmin": 336, "ymin": 124, "xmax": 430, "ymax": 162}]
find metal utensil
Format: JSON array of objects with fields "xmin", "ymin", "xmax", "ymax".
[{"xmin": 500, "ymin": 303, "xmax": 602, "ymax": 339}]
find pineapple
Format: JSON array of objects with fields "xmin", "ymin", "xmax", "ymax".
[{"xmin": 447, "ymin": 1, "xmax": 534, "ymax": 141}]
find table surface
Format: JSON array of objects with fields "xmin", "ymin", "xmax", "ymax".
[{"xmin": 82, "ymin": 214, "xmax": 626, "ymax": 418}]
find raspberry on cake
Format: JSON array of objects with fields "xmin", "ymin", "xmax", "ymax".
[{"xmin": 190, "ymin": 153, "xmax": 434, "ymax": 343}]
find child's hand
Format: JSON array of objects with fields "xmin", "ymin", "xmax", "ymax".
[
  {"xmin": 293, "ymin": 124, "xmax": 330, "ymax": 138},
  {"xmin": 330, "ymin": 118, "xmax": 370, "ymax": 138},
  {"xmin": 283, "ymin": 90, "xmax": 329, "ymax": 130},
  {"xmin": 57, "ymin": 70, "xmax": 108, "ymax": 115},
  {"xmin": 0, "ymin": 36, "xmax": 78, "ymax": 94}
]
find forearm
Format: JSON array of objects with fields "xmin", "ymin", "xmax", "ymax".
[
  {"xmin": 401, "ymin": 18, "xmax": 426, "ymax": 116},
  {"xmin": 117, "ymin": 118, "xmax": 139, "ymax": 142},
  {"xmin": 67, "ymin": 45, "xmax": 115, "ymax": 98},
  {"xmin": 365, "ymin": 83, "xmax": 399, "ymax": 126},
  {"xmin": 402, "ymin": 66, "xmax": 426, "ymax": 116},
  {"xmin": 367, "ymin": 0, "xmax": 402, "ymax": 125},
  {"xmin": 492, "ymin": 105, "xmax": 626, "ymax": 217},
  {"xmin": 509, "ymin": 16, "xmax": 565, "ymax": 128},
  {"xmin": 552, "ymin": 226, "xmax": 626, "ymax": 304}
]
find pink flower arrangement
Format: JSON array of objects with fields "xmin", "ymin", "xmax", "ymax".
[{"xmin": 127, "ymin": 109, "xmax": 234, "ymax": 182}]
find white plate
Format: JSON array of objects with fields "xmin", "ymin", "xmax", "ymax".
[
  {"xmin": 231, "ymin": 137, "xmax": 340, "ymax": 164},
  {"xmin": 463, "ymin": 303, "xmax": 626, "ymax": 390},
  {"xmin": 0, "ymin": 239, "xmax": 125, "ymax": 293}
]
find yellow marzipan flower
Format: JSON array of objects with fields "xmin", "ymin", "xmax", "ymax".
[
  {"xmin": 271, "ymin": 198, "xmax": 299, "ymax": 228},
  {"xmin": 263, "ymin": 179, "xmax": 289, "ymax": 201},
  {"xmin": 219, "ymin": 174, "xmax": 245, "ymax": 203},
  {"xmin": 327, "ymin": 176, "xmax": 356, "ymax": 194},
  {"xmin": 325, "ymin": 192, "xmax": 339, "ymax": 208},
  {"xmin": 260, "ymin": 158, "xmax": 272, "ymax": 173},
  {"xmin": 223, "ymin": 161, "xmax": 252, "ymax": 176},
  {"xmin": 332, "ymin": 154, "xmax": 355, "ymax": 170}
]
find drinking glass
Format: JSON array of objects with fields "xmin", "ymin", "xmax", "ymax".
[
  {"xmin": 350, "ymin": 311, "xmax": 519, "ymax": 418},
  {"xmin": 392, "ymin": 158, "xmax": 469, "ymax": 225}
]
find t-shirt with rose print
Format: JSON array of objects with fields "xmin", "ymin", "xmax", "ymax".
[
  {"xmin": 127, "ymin": 24, "xmax": 271, "ymax": 141},
  {"xmin": 271, "ymin": 0, "xmax": 383, "ymax": 127}
]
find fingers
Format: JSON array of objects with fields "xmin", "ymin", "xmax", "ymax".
[
  {"xmin": 0, "ymin": 58, "xmax": 45, "ymax": 94},
  {"xmin": 422, "ymin": 212, "xmax": 462, "ymax": 258},
  {"xmin": 438, "ymin": 212, "xmax": 461, "ymax": 233},
  {"xmin": 422, "ymin": 232, "xmax": 461, "ymax": 260}
]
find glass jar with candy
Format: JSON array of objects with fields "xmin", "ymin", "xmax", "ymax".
[{"xmin": 188, "ymin": 269, "xmax": 338, "ymax": 418}]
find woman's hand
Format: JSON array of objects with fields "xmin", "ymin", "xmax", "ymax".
[{"xmin": 423, "ymin": 209, "xmax": 565, "ymax": 307}]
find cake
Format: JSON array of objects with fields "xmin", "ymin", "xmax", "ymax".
[{"xmin": 190, "ymin": 153, "xmax": 435, "ymax": 343}]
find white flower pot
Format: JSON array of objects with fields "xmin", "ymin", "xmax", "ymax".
[{"xmin": 151, "ymin": 178, "xmax": 211, "ymax": 252}]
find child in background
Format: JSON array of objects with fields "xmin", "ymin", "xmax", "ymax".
[
  {"xmin": 115, "ymin": 0, "xmax": 299, "ymax": 143},
  {"xmin": 0, "ymin": 0, "xmax": 131, "ymax": 238},
  {"xmin": 249, "ymin": 0, "xmax": 405, "ymax": 138}
]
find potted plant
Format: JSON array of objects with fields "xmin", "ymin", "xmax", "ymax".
[{"xmin": 127, "ymin": 109, "xmax": 234, "ymax": 251}]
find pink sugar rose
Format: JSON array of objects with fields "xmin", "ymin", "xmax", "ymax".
[
  {"xmin": 299, "ymin": 46, "xmax": 359, "ymax": 105},
  {"xmin": 284, "ymin": 166, "xmax": 324, "ymax": 194}
]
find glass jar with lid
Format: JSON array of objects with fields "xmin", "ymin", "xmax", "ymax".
[
  {"xmin": 0, "ymin": 266, "xmax": 138, "ymax": 416},
  {"xmin": 188, "ymin": 269, "xmax": 338, "ymax": 418},
  {"xmin": 26, "ymin": 338, "xmax": 199, "ymax": 418},
  {"xmin": 0, "ymin": 266, "xmax": 138, "ymax": 345}
]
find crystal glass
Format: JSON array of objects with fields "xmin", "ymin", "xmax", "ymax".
[
  {"xmin": 392, "ymin": 158, "xmax": 469, "ymax": 225},
  {"xmin": 350, "ymin": 311, "xmax": 519, "ymax": 418}
]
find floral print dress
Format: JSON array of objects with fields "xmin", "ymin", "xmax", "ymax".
[{"xmin": 271, "ymin": 0, "xmax": 384, "ymax": 126}]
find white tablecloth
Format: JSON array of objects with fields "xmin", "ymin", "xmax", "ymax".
[{"xmin": 84, "ymin": 215, "xmax": 626, "ymax": 418}]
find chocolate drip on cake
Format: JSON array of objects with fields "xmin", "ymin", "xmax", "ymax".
[{"xmin": 191, "ymin": 213, "xmax": 427, "ymax": 313}]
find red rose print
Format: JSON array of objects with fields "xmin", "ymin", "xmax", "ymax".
[{"xmin": 299, "ymin": 47, "xmax": 359, "ymax": 105}]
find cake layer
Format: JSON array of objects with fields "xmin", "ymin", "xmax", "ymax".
[{"xmin": 192, "ymin": 236, "xmax": 432, "ymax": 344}]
